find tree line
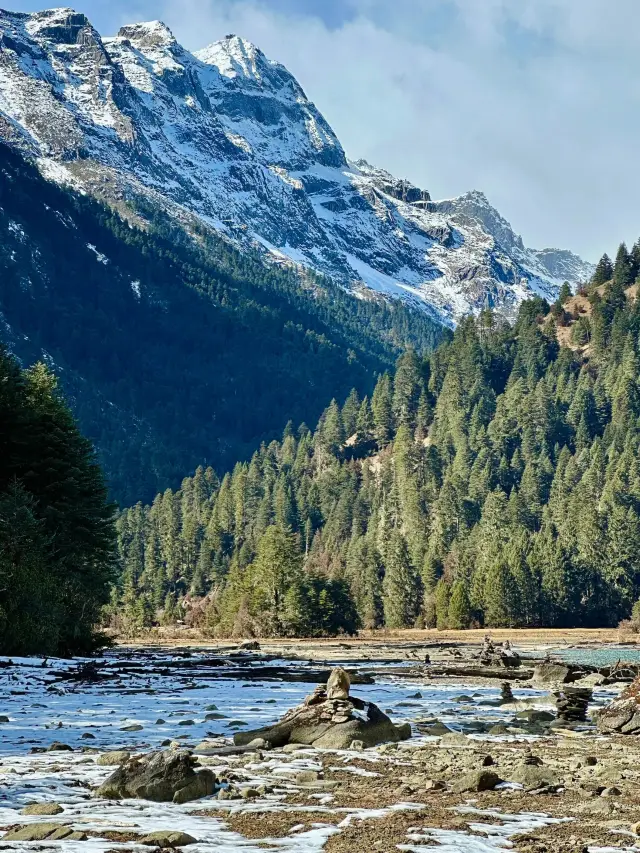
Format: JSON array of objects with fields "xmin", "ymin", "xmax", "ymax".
[{"xmin": 113, "ymin": 241, "xmax": 640, "ymax": 635}]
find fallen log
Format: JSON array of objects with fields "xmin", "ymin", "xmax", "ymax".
[{"xmin": 376, "ymin": 664, "xmax": 535, "ymax": 681}]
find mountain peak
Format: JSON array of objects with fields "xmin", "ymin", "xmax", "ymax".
[
  {"xmin": 0, "ymin": 8, "xmax": 593, "ymax": 325},
  {"xmin": 116, "ymin": 21, "xmax": 176, "ymax": 48},
  {"xmin": 22, "ymin": 7, "xmax": 97, "ymax": 44},
  {"xmin": 195, "ymin": 34, "xmax": 273, "ymax": 83}
]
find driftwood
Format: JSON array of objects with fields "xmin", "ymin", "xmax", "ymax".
[
  {"xmin": 417, "ymin": 665, "xmax": 533, "ymax": 681},
  {"xmin": 50, "ymin": 659, "xmax": 374, "ymax": 686}
]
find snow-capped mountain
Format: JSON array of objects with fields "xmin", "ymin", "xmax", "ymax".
[{"xmin": 0, "ymin": 8, "xmax": 593, "ymax": 325}]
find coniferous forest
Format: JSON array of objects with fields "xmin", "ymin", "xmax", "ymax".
[
  {"xmin": 113, "ymin": 242, "xmax": 640, "ymax": 635},
  {"xmin": 0, "ymin": 347, "xmax": 116, "ymax": 655},
  {"xmin": 5, "ymin": 137, "xmax": 640, "ymax": 642}
]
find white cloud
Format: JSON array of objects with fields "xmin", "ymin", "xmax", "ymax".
[{"xmin": 123, "ymin": 0, "xmax": 640, "ymax": 260}]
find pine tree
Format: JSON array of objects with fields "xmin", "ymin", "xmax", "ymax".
[
  {"xmin": 434, "ymin": 578, "xmax": 451, "ymax": 629},
  {"xmin": 372, "ymin": 373, "xmax": 394, "ymax": 446},
  {"xmin": 592, "ymin": 253, "xmax": 613, "ymax": 285},
  {"xmin": 382, "ymin": 530, "xmax": 421, "ymax": 628},
  {"xmin": 447, "ymin": 579, "xmax": 471, "ymax": 629}
]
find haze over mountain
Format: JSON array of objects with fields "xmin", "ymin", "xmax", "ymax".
[{"xmin": 0, "ymin": 7, "xmax": 593, "ymax": 325}]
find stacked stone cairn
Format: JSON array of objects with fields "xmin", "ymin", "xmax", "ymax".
[
  {"xmin": 553, "ymin": 687, "xmax": 592, "ymax": 723},
  {"xmin": 500, "ymin": 681, "xmax": 514, "ymax": 704}
]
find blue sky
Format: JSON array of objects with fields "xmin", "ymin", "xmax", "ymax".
[{"xmin": 9, "ymin": 0, "xmax": 640, "ymax": 261}]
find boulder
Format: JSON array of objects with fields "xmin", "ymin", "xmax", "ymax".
[
  {"xmin": 451, "ymin": 769, "xmax": 501, "ymax": 793},
  {"xmin": 515, "ymin": 710, "xmax": 555, "ymax": 724},
  {"xmin": 234, "ymin": 668, "xmax": 410, "ymax": 750},
  {"xmin": 97, "ymin": 750, "xmax": 131, "ymax": 766},
  {"xmin": 96, "ymin": 749, "xmax": 216, "ymax": 803},
  {"xmin": 140, "ymin": 831, "xmax": 197, "ymax": 847},
  {"xmin": 597, "ymin": 677, "xmax": 640, "ymax": 734},
  {"xmin": 531, "ymin": 663, "xmax": 571, "ymax": 685},
  {"xmin": 47, "ymin": 741, "xmax": 73, "ymax": 752},
  {"xmin": 2, "ymin": 824, "xmax": 84, "ymax": 842},
  {"xmin": 326, "ymin": 667, "xmax": 350, "ymax": 700},
  {"xmin": 20, "ymin": 802, "xmax": 64, "ymax": 815},
  {"xmin": 510, "ymin": 764, "xmax": 560, "ymax": 790}
]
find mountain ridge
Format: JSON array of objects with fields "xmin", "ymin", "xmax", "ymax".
[{"xmin": 0, "ymin": 7, "xmax": 594, "ymax": 325}]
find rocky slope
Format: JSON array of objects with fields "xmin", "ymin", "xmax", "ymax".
[{"xmin": 0, "ymin": 7, "xmax": 593, "ymax": 325}]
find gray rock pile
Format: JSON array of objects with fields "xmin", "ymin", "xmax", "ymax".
[
  {"xmin": 500, "ymin": 681, "xmax": 514, "ymax": 704},
  {"xmin": 234, "ymin": 667, "xmax": 411, "ymax": 750},
  {"xmin": 554, "ymin": 687, "xmax": 592, "ymax": 723}
]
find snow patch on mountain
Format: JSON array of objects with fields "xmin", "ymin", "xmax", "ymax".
[{"xmin": 0, "ymin": 7, "xmax": 594, "ymax": 325}]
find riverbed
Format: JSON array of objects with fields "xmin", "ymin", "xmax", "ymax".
[{"xmin": 0, "ymin": 646, "xmax": 637, "ymax": 853}]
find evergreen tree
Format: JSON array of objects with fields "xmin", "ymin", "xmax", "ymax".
[
  {"xmin": 447, "ymin": 579, "xmax": 471, "ymax": 629},
  {"xmin": 592, "ymin": 253, "xmax": 613, "ymax": 285},
  {"xmin": 382, "ymin": 531, "xmax": 421, "ymax": 628}
]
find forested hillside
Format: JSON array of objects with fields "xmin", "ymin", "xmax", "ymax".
[
  {"xmin": 0, "ymin": 347, "xmax": 115, "ymax": 654},
  {"xmin": 0, "ymin": 144, "xmax": 445, "ymax": 505},
  {"xmin": 115, "ymin": 241, "xmax": 640, "ymax": 634}
]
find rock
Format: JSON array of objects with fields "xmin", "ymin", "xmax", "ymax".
[
  {"xmin": 3, "ymin": 824, "xmax": 73, "ymax": 841},
  {"xmin": 0, "ymin": 715, "xmax": 9, "ymax": 723},
  {"xmin": 239, "ymin": 640, "xmax": 260, "ymax": 650},
  {"xmin": 47, "ymin": 741, "xmax": 73, "ymax": 751},
  {"xmin": 234, "ymin": 675, "xmax": 408, "ymax": 750},
  {"xmin": 178, "ymin": 720, "xmax": 195, "ymax": 726},
  {"xmin": 516, "ymin": 710, "xmax": 555, "ymax": 724},
  {"xmin": 140, "ymin": 831, "xmax": 197, "ymax": 847},
  {"xmin": 81, "ymin": 732, "xmax": 96, "ymax": 739},
  {"xmin": 246, "ymin": 738, "xmax": 269, "ymax": 749},
  {"xmin": 597, "ymin": 676, "xmax": 640, "ymax": 734},
  {"xmin": 418, "ymin": 720, "xmax": 452, "ymax": 736},
  {"xmin": 121, "ymin": 724, "xmax": 144, "ymax": 732},
  {"xmin": 510, "ymin": 765, "xmax": 560, "ymax": 790},
  {"xmin": 574, "ymin": 673, "xmax": 606, "ymax": 687},
  {"xmin": 21, "ymin": 803, "xmax": 64, "ymax": 815},
  {"xmin": 425, "ymin": 779, "xmax": 446, "ymax": 791},
  {"xmin": 326, "ymin": 667, "xmax": 350, "ymax": 700},
  {"xmin": 240, "ymin": 787, "xmax": 260, "ymax": 799},
  {"xmin": 96, "ymin": 749, "xmax": 216, "ymax": 803},
  {"xmin": 97, "ymin": 751, "xmax": 131, "ymax": 766},
  {"xmin": 205, "ymin": 713, "xmax": 226, "ymax": 721},
  {"xmin": 439, "ymin": 732, "xmax": 471, "ymax": 747},
  {"xmin": 295, "ymin": 770, "xmax": 319, "ymax": 783},
  {"xmin": 532, "ymin": 663, "xmax": 571, "ymax": 685},
  {"xmin": 282, "ymin": 743, "xmax": 305, "ymax": 753},
  {"xmin": 452, "ymin": 770, "xmax": 501, "ymax": 793},
  {"xmin": 481, "ymin": 755, "xmax": 495, "ymax": 766},
  {"xmin": 601, "ymin": 786, "xmax": 621, "ymax": 797}
]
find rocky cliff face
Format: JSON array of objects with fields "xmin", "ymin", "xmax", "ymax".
[{"xmin": 0, "ymin": 8, "xmax": 593, "ymax": 325}]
